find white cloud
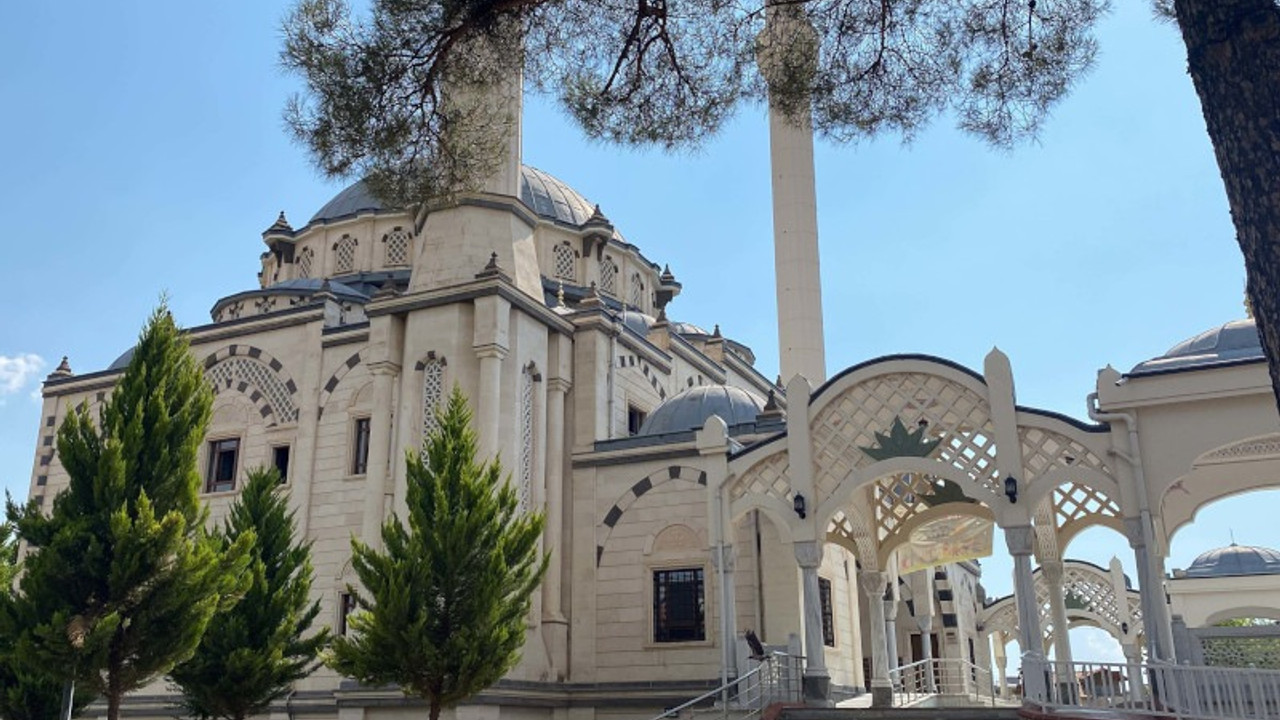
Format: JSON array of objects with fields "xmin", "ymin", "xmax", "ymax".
[{"xmin": 0, "ymin": 353, "xmax": 47, "ymax": 397}]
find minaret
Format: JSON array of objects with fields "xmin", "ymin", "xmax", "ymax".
[{"xmin": 760, "ymin": 7, "xmax": 827, "ymax": 385}]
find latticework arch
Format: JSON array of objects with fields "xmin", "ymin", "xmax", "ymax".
[
  {"xmin": 981, "ymin": 559, "xmax": 1143, "ymax": 647},
  {"xmin": 202, "ymin": 345, "xmax": 299, "ymax": 426}
]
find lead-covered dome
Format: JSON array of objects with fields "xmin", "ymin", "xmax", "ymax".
[
  {"xmin": 309, "ymin": 165, "xmax": 596, "ymax": 227},
  {"xmin": 638, "ymin": 385, "xmax": 764, "ymax": 436},
  {"xmin": 1129, "ymin": 319, "xmax": 1263, "ymax": 376},
  {"xmin": 1185, "ymin": 544, "xmax": 1280, "ymax": 578}
]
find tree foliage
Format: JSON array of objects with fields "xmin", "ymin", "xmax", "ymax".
[
  {"xmin": 171, "ymin": 468, "xmax": 331, "ymax": 720},
  {"xmin": 282, "ymin": 0, "xmax": 1107, "ymax": 205},
  {"xmin": 328, "ymin": 388, "xmax": 548, "ymax": 720},
  {"xmin": 4, "ymin": 305, "xmax": 252, "ymax": 720}
]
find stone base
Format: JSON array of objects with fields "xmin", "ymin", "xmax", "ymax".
[
  {"xmin": 870, "ymin": 683, "xmax": 893, "ymax": 708},
  {"xmin": 802, "ymin": 674, "xmax": 831, "ymax": 706}
]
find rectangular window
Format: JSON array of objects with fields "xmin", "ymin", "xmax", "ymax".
[
  {"xmin": 205, "ymin": 438, "xmax": 239, "ymax": 493},
  {"xmin": 819, "ymin": 577, "xmax": 836, "ymax": 647},
  {"xmin": 272, "ymin": 445, "xmax": 291, "ymax": 482},
  {"xmin": 339, "ymin": 592, "xmax": 357, "ymax": 635},
  {"xmin": 352, "ymin": 417, "xmax": 371, "ymax": 475},
  {"xmin": 653, "ymin": 568, "xmax": 705, "ymax": 643},
  {"xmin": 627, "ymin": 405, "xmax": 647, "ymax": 436}
]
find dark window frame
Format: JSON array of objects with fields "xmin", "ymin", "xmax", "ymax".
[
  {"xmin": 205, "ymin": 437, "xmax": 240, "ymax": 493},
  {"xmin": 819, "ymin": 576, "xmax": 836, "ymax": 647},
  {"xmin": 351, "ymin": 417, "xmax": 371, "ymax": 475},
  {"xmin": 653, "ymin": 567, "xmax": 706, "ymax": 643},
  {"xmin": 339, "ymin": 592, "xmax": 357, "ymax": 635},
  {"xmin": 627, "ymin": 404, "xmax": 647, "ymax": 436},
  {"xmin": 272, "ymin": 444, "xmax": 291, "ymax": 483}
]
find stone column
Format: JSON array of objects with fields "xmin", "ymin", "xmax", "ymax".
[
  {"xmin": 1042, "ymin": 560, "xmax": 1075, "ymax": 700},
  {"xmin": 541, "ymin": 377, "xmax": 570, "ymax": 676},
  {"xmin": 1006, "ymin": 525, "xmax": 1047, "ymax": 701},
  {"xmin": 712, "ymin": 544, "xmax": 738, "ymax": 687},
  {"xmin": 917, "ymin": 613, "xmax": 936, "ymax": 693},
  {"xmin": 1122, "ymin": 642, "xmax": 1144, "ymax": 702},
  {"xmin": 360, "ymin": 362, "xmax": 399, "ymax": 548},
  {"xmin": 474, "ymin": 346, "xmax": 506, "ymax": 461},
  {"xmin": 1125, "ymin": 517, "xmax": 1171, "ymax": 662},
  {"xmin": 859, "ymin": 569, "xmax": 892, "ymax": 707},
  {"xmin": 993, "ymin": 633, "xmax": 1009, "ymax": 698},
  {"xmin": 795, "ymin": 541, "xmax": 831, "ymax": 704},
  {"xmin": 883, "ymin": 594, "xmax": 898, "ymax": 670}
]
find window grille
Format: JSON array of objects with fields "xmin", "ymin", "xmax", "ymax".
[
  {"xmin": 518, "ymin": 367, "xmax": 534, "ymax": 513},
  {"xmin": 554, "ymin": 244, "xmax": 575, "ymax": 281},
  {"xmin": 352, "ymin": 417, "xmax": 371, "ymax": 475},
  {"xmin": 819, "ymin": 577, "xmax": 836, "ymax": 646},
  {"xmin": 206, "ymin": 357, "xmax": 298, "ymax": 423},
  {"xmin": 296, "ymin": 247, "xmax": 314, "ymax": 279},
  {"xmin": 335, "ymin": 235, "xmax": 357, "ymax": 274},
  {"xmin": 599, "ymin": 258, "xmax": 617, "ymax": 296},
  {"xmin": 385, "ymin": 228, "xmax": 410, "ymax": 266},
  {"xmin": 421, "ymin": 358, "xmax": 444, "ymax": 450},
  {"xmin": 653, "ymin": 568, "xmax": 705, "ymax": 642},
  {"xmin": 629, "ymin": 272, "xmax": 644, "ymax": 308}
]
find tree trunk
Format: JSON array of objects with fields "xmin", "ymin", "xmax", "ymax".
[
  {"xmin": 106, "ymin": 691, "xmax": 121, "ymax": 720},
  {"xmin": 1173, "ymin": 0, "xmax": 1280, "ymax": 416},
  {"xmin": 429, "ymin": 698, "xmax": 442, "ymax": 720}
]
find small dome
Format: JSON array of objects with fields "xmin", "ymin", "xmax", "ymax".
[
  {"xmin": 1185, "ymin": 544, "xmax": 1280, "ymax": 578},
  {"xmin": 620, "ymin": 310, "xmax": 656, "ymax": 336},
  {"xmin": 638, "ymin": 385, "xmax": 764, "ymax": 436},
  {"xmin": 1130, "ymin": 319, "xmax": 1263, "ymax": 375},
  {"xmin": 309, "ymin": 165, "xmax": 597, "ymax": 227},
  {"xmin": 668, "ymin": 321, "xmax": 710, "ymax": 337}
]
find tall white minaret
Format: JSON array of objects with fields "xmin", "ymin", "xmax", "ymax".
[{"xmin": 761, "ymin": 9, "xmax": 827, "ymax": 385}]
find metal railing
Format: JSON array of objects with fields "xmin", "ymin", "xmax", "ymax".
[
  {"xmin": 889, "ymin": 658, "xmax": 998, "ymax": 708},
  {"xmin": 1025, "ymin": 657, "xmax": 1280, "ymax": 720},
  {"xmin": 650, "ymin": 652, "xmax": 804, "ymax": 720}
]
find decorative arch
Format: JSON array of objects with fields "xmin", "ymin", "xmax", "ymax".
[
  {"xmin": 202, "ymin": 345, "xmax": 299, "ymax": 426},
  {"xmin": 333, "ymin": 234, "xmax": 357, "ymax": 274},
  {"xmin": 296, "ymin": 246, "xmax": 315, "ymax": 278},
  {"xmin": 1204, "ymin": 606, "xmax": 1280, "ymax": 627},
  {"xmin": 981, "ymin": 559, "xmax": 1143, "ymax": 647},
  {"xmin": 599, "ymin": 256, "xmax": 618, "ymax": 296},
  {"xmin": 596, "ymin": 465, "xmax": 708, "ymax": 566},
  {"xmin": 317, "ymin": 351, "xmax": 364, "ymax": 418},
  {"xmin": 383, "ymin": 227, "xmax": 411, "ymax": 266},
  {"xmin": 1162, "ymin": 433, "xmax": 1280, "ymax": 542},
  {"xmin": 553, "ymin": 242, "xmax": 576, "ymax": 281},
  {"xmin": 875, "ymin": 500, "xmax": 996, "ymax": 569}
]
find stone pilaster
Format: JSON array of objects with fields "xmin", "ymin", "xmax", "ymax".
[
  {"xmin": 859, "ymin": 569, "xmax": 892, "ymax": 707},
  {"xmin": 795, "ymin": 541, "xmax": 831, "ymax": 705},
  {"xmin": 1005, "ymin": 525, "xmax": 1047, "ymax": 700}
]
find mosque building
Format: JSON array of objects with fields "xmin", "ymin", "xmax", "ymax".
[{"xmin": 22, "ymin": 71, "xmax": 1280, "ymax": 720}]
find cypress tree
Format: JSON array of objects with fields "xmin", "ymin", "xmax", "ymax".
[
  {"xmin": 329, "ymin": 388, "xmax": 548, "ymax": 720},
  {"xmin": 171, "ymin": 468, "xmax": 331, "ymax": 720},
  {"xmin": 6, "ymin": 305, "xmax": 252, "ymax": 720}
]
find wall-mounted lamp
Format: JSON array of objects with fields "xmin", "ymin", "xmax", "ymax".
[
  {"xmin": 1121, "ymin": 621, "xmax": 1130, "ymax": 636},
  {"xmin": 793, "ymin": 493, "xmax": 807, "ymax": 519},
  {"xmin": 1004, "ymin": 476, "xmax": 1019, "ymax": 504}
]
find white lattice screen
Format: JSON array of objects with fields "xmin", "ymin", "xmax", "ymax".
[
  {"xmin": 518, "ymin": 368, "xmax": 534, "ymax": 513},
  {"xmin": 334, "ymin": 236, "xmax": 356, "ymax": 274},
  {"xmin": 554, "ymin": 244, "xmax": 575, "ymax": 281},
  {"xmin": 385, "ymin": 229, "xmax": 410, "ymax": 266},
  {"xmin": 629, "ymin": 272, "xmax": 643, "ymax": 308},
  {"xmin": 599, "ymin": 259, "xmax": 617, "ymax": 296},
  {"xmin": 206, "ymin": 357, "xmax": 298, "ymax": 423},
  {"xmin": 296, "ymin": 247, "xmax": 314, "ymax": 278},
  {"xmin": 421, "ymin": 359, "xmax": 444, "ymax": 449}
]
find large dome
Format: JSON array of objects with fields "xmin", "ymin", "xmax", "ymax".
[
  {"xmin": 309, "ymin": 165, "xmax": 596, "ymax": 226},
  {"xmin": 637, "ymin": 385, "xmax": 764, "ymax": 436},
  {"xmin": 1129, "ymin": 319, "xmax": 1263, "ymax": 376},
  {"xmin": 1185, "ymin": 544, "xmax": 1280, "ymax": 578}
]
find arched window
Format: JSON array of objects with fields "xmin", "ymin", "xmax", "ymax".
[
  {"xmin": 554, "ymin": 243, "xmax": 576, "ymax": 281},
  {"xmin": 296, "ymin": 247, "xmax": 314, "ymax": 279},
  {"xmin": 518, "ymin": 365, "xmax": 535, "ymax": 513},
  {"xmin": 334, "ymin": 235, "xmax": 357, "ymax": 274},
  {"xmin": 384, "ymin": 228, "xmax": 410, "ymax": 267},
  {"xmin": 599, "ymin": 257, "xmax": 617, "ymax": 296},
  {"xmin": 420, "ymin": 356, "xmax": 445, "ymax": 450},
  {"xmin": 629, "ymin": 272, "xmax": 644, "ymax": 308}
]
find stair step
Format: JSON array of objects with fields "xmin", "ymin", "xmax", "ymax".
[{"xmin": 781, "ymin": 707, "xmax": 1021, "ymax": 720}]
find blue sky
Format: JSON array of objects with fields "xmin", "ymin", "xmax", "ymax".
[{"xmin": 1, "ymin": 2, "xmax": 1275, "ymax": 661}]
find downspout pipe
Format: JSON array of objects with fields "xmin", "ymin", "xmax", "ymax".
[{"xmin": 1087, "ymin": 392, "xmax": 1168, "ymax": 662}]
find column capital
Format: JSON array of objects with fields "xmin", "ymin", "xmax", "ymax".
[
  {"xmin": 547, "ymin": 377, "xmax": 573, "ymax": 394},
  {"xmin": 1004, "ymin": 525, "xmax": 1036, "ymax": 556},
  {"xmin": 473, "ymin": 343, "xmax": 509, "ymax": 361},
  {"xmin": 1123, "ymin": 516, "xmax": 1145, "ymax": 549},
  {"xmin": 710, "ymin": 544, "xmax": 736, "ymax": 572},
  {"xmin": 858, "ymin": 570, "xmax": 890, "ymax": 598},
  {"xmin": 366, "ymin": 360, "xmax": 401, "ymax": 377},
  {"xmin": 1041, "ymin": 559, "xmax": 1064, "ymax": 583},
  {"xmin": 916, "ymin": 613, "xmax": 934, "ymax": 633},
  {"xmin": 793, "ymin": 540, "xmax": 823, "ymax": 569}
]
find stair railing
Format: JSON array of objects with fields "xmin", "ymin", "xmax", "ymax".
[{"xmin": 650, "ymin": 651, "xmax": 804, "ymax": 720}]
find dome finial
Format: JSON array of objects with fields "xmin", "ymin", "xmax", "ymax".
[
  {"xmin": 49, "ymin": 356, "xmax": 73, "ymax": 379},
  {"xmin": 264, "ymin": 211, "xmax": 293, "ymax": 235}
]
